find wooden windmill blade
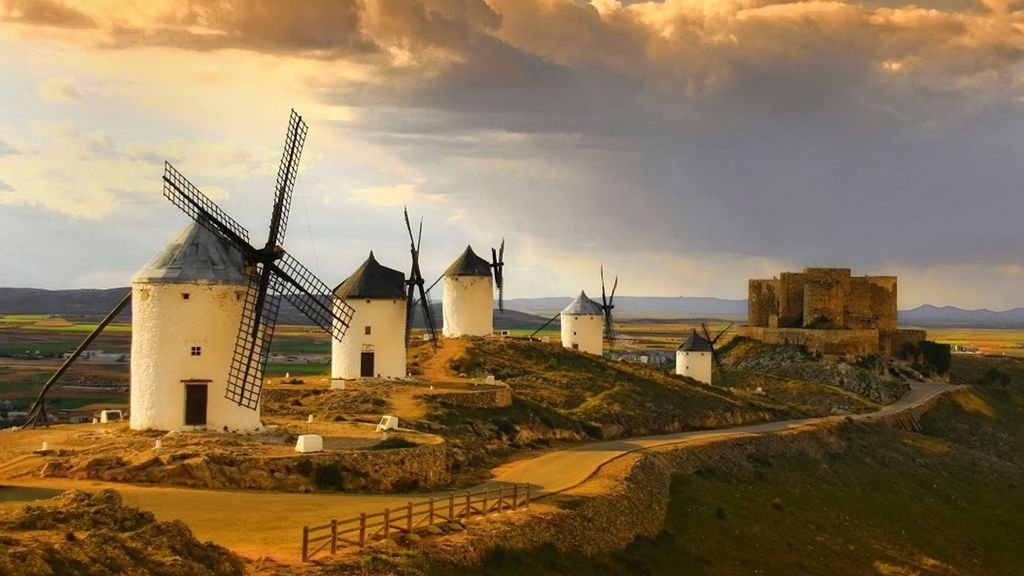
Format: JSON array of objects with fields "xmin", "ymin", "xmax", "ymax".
[
  {"xmin": 491, "ymin": 239, "xmax": 505, "ymax": 313},
  {"xmin": 529, "ymin": 311, "xmax": 561, "ymax": 340},
  {"xmin": 225, "ymin": 271, "xmax": 282, "ymax": 409},
  {"xmin": 273, "ymin": 252, "xmax": 354, "ymax": 341},
  {"xmin": 20, "ymin": 292, "xmax": 132, "ymax": 428},
  {"xmin": 162, "ymin": 162, "xmax": 252, "ymax": 250},
  {"xmin": 267, "ymin": 109, "xmax": 308, "ymax": 249},
  {"xmin": 403, "ymin": 208, "xmax": 439, "ymax": 350}
]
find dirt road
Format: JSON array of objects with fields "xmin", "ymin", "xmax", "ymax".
[{"xmin": 2, "ymin": 382, "xmax": 958, "ymax": 562}]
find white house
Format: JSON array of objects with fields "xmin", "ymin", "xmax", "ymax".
[
  {"xmin": 676, "ymin": 329, "xmax": 714, "ymax": 385},
  {"xmin": 560, "ymin": 290, "xmax": 604, "ymax": 355},
  {"xmin": 130, "ymin": 222, "xmax": 262, "ymax": 432},
  {"xmin": 331, "ymin": 252, "xmax": 407, "ymax": 383},
  {"xmin": 442, "ymin": 245, "xmax": 494, "ymax": 338}
]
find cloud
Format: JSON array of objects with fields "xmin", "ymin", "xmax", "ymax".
[
  {"xmin": 346, "ymin": 182, "xmax": 447, "ymax": 207},
  {"xmin": 0, "ymin": 178, "xmax": 12, "ymax": 191},
  {"xmin": 38, "ymin": 76, "xmax": 81, "ymax": 102},
  {"xmin": 1, "ymin": 0, "xmax": 95, "ymax": 28}
]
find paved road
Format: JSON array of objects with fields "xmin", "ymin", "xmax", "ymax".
[{"xmin": 3, "ymin": 382, "xmax": 958, "ymax": 560}]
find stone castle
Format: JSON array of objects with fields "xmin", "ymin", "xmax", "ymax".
[{"xmin": 738, "ymin": 268, "xmax": 926, "ymax": 356}]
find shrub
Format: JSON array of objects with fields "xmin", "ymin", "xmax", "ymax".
[
  {"xmin": 314, "ymin": 463, "xmax": 343, "ymax": 489},
  {"xmin": 368, "ymin": 437, "xmax": 418, "ymax": 450}
]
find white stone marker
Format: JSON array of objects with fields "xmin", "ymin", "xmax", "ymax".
[{"xmin": 295, "ymin": 434, "xmax": 324, "ymax": 453}]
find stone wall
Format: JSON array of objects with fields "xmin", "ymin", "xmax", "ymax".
[
  {"xmin": 778, "ymin": 272, "xmax": 807, "ymax": 328},
  {"xmin": 801, "ymin": 268, "xmax": 850, "ymax": 328},
  {"xmin": 869, "ymin": 276, "xmax": 898, "ymax": 330},
  {"xmin": 747, "ymin": 279, "xmax": 779, "ymax": 328},
  {"xmin": 880, "ymin": 329, "xmax": 927, "ymax": 357},
  {"xmin": 41, "ymin": 442, "xmax": 451, "ymax": 493},
  {"xmin": 737, "ymin": 327, "xmax": 880, "ymax": 355}
]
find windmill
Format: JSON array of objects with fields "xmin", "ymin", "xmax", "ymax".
[
  {"xmin": 600, "ymin": 266, "xmax": 618, "ymax": 347},
  {"xmin": 491, "ymin": 239, "xmax": 505, "ymax": 313},
  {"xmin": 677, "ymin": 322, "xmax": 733, "ymax": 385},
  {"xmin": 21, "ymin": 109, "xmax": 352, "ymax": 427},
  {"xmin": 404, "ymin": 207, "xmax": 439, "ymax": 349},
  {"xmin": 160, "ymin": 109, "xmax": 354, "ymax": 410}
]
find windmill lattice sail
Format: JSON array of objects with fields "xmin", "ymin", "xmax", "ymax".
[{"xmin": 162, "ymin": 109, "xmax": 353, "ymax": 409}]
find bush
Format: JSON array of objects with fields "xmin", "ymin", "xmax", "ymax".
[
  {"xmin": 977, "ymin": 369, "xmax": 1012, "ymax": 387},
  {"xmin": 294, "ymin": 458, "xmax": 314, "ymax": 476},
  {"xmin": 367, "ymin": 437, "xmax": 418, "ymax": 450}
]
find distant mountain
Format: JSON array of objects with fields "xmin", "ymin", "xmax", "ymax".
[
  {"xmin": 898, "ymin": 305, "xmax": 1024, "ymax": 328},
  {"xmin": 504, "ymin": 296, "xmax": 748, "ymax": 319},
  {"xmin": 4, "ymin": 287, "xmax": 1024, "ymax": 329}
]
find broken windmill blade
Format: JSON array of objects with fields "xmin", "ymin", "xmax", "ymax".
[
  {"xmin": 162, "ymin": 109, "xmax": 354, "ymax": 410},
  {"xmin": 600, "ymin": 266, "xmax": 619, "ymax": 347},
  {"xmin": 491, "ymin": 238, "xmax": 505, "ymax": 313},
  {"xmin": 404, "ymin": 207, "xmax": 438, "ymax": 351}
]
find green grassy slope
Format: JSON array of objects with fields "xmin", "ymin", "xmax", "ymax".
[{"xmin": 415, "ymin": 355, "xmax": 1024, "ymax": 576}]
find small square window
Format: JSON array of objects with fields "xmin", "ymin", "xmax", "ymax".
[
  {"xmin": 182, "ymin": 293, "xmax": 190, "ymax": 300},
  {"xmin": 364, "ymin": 326, "xmax": 372, "ymax": 335},
  {"xmin": 190, "ymin": 346, "xmax": 202, "ymax": 357}
]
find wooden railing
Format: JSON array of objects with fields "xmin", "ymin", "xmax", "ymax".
[{"xmin": 302, "ymin": 483, "xmax": 531, "ymax": 562}]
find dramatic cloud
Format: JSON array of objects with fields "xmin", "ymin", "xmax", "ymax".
[{"xmin": 2, "ymin": 0, "xmax": 1023, "ymax": 307}]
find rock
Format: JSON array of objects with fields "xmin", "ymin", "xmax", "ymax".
[
  {"xmin": 426, "ymin": 525, "xmax": 444, "ymax": 535},
  {"xmin": 407, "ymin": 533, "xmax": 422, "ymax": 544}
]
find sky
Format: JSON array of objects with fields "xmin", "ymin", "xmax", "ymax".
[{"xmin": 1, "ymin": 0, "xmax": 1023, "ymax": 310}]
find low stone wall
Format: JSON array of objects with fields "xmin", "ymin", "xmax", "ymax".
[
  {"xmin": 432, "ymin": 386, "xmax": 512, "ymax": 409},
  {"xmin": 40, "ymin": 442, "xmax": 451, "ymax": 493},
  {"xmin": 738, "ymin": 326, "xmax": 879, "ymax": 355}
]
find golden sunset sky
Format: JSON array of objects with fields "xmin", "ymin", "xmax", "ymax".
[{"xmin": 1, "ymin": 0, "xmax": 1023, "ymax": 308}]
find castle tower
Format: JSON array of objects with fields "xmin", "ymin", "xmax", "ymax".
[
  {"xmin": 130, "ymin": 222, "xmax": 261, "ymax": 432},
  {"xmin": 676, "ymin": 329, "xmax": 713, "ymax": 385},
  {"xmin": 442, "ymin": 245, "xmax": 494, "ymax": 338},
  {"xmin": 331, "ymin": 252, "xmax": 407, "ymax": 383},
  {"xmin": 560, "ymin": 290, "xmax": 604, "ymax": 355}
]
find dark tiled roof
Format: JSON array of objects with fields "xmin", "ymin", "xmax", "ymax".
[
  {"xmin": 678, "ymin": 329, "xmax": 713, "ymax": 352},
  {"xmin": 561, "ymin": 290, "xmax": 603, "ymax": 316},
  {"xmin": 334, "ymin": 252, "xmax": 406, "ymax": 299},
  {"xmin": 133, "ymin": 221, "xmax": 247, "ymax": 285},
  {"xmin": 444, "ymin": 245, "xmax": 492, "ymax": 277}
]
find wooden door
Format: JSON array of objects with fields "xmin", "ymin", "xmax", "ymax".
[
  {"xmin": 360, "ymin": 352, "xmax": 375, "ymax": 378},
  {"xmin": 184, "ymin": 383, "xmax": 208, "ymax": 426}
]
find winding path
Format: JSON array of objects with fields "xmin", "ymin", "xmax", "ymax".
[{"xmin": 2, "ymin": 382, "xmax": 958, "ymax": 561}]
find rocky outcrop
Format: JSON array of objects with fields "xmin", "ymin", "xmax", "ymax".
[
  {"xmin": 432, "ymin": 386, "xmax": 512, "ymax": 409},
  {"xmin": 0, "ymin": 489, "xmax": 245, "ymax": 576},
  {"xmin": 39, "ymin": 442, "xmax": 452, "ymax": 493}
]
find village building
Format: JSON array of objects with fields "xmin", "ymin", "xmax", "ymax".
[
  {"xmin": 442, "ymin": 245, "xmax": 494, "ymax": 338},
  {"xmin": 676, "ymin": 329, "xmax": 713, "ymax": 385},
  {"xmin": 129, "ymin": 222, "xmax": 261, "ymax": 432},
  {"xmin": 560, "ymin": 291, "xmax": 604, "ymax": 355},
  {"xmin": 331, "ymin": 252, "xmax": 407, "ymax": 383}
]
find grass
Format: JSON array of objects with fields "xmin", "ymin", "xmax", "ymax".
[
  {"xmin": 264, "ymin": 363, "xmax": 329, "ymax": 376},
  {"xmin": 426, "ymin": 355, "xmax": 1024, "ymax": 576}
]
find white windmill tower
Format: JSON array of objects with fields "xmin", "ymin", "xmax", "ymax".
[
  {"xmin": 331, "ymin": 252, "xmax": 407, "ymax": 383},
  {"xmin": 559, "ymin": 291, "xmax": 604, "ymax": 355},
  {"xmin": 442, "ymin": 245, "xmax": 496, "ymax": 337},
  {"xmin": 130, "ymin": 222, "xmax": 262, "ymax": 431},
  {"xmin": 676, "ymin": 323, "xmax": 732, "ymax": 385}
]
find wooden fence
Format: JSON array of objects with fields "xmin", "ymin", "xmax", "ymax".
[{"xmin": 302, "ymin": 483, "xmax": 531, "ymax": 562}]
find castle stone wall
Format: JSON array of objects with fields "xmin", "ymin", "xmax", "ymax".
[
  {"xmin": 737, "ymin": 327, "xmax": 880, "ymax": 356},
  {"xmin": 869, "ymin": 276, "xmax": 898, "ymax": 331},
  {"xmin": 747, "ymin": 279, "xmax": 779, "ymax": 328},
  {"xmin": 778, "ymin": 272, "xmax": 807, "ymax": 327}
]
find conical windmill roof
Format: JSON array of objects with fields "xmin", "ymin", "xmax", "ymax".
[
  {"xmin": 561, "ymin": 290, "xmax": 603, "ymax": 316},
  {"xmin": 133, "ymin": 221, "xmax": 247, "ymax": 285},
  {"xmin": 678, "ymin": 329, "xmax": 713, "ymax": 352},
  {"xmin": 444, "ymin": 245, "xmax": 492, "ymax": 277},
  {"xmin": 334, "ymin": 252, "xmax": 406, "ymax": 299}
]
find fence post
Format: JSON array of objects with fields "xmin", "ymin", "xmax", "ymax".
[
  {"xmin": 513, "ymin": 484, "xmax": 519, "ymax": 510},
  {"xmin": 429, "ymin": 497, "xmax": 435, "ymax": 526},
  {"xmin": 331, "ymin": 519, "xmax": 338, "ymax": 554},
  {"xmin": 483, "ymin": 489, "xmax": 488, "ymax": 515},
  {"xmin": 465, "ymin": 492, "xmax": 472, "ymax": 518},
  {"xmin": 384, "ymin": 508, "xmax": 391, "ymax": 540},
  {"xmin": 407, "ymin": 501, "xmax": 413, "ymax": 533},
  {"xmin": 449, "ymin": 493, "xmax": 455, "ymax": 521},
  {"xmin": 359, "ymin": 513, "xmax": 366, "ymax": 547},
  {"xmin": 525, "ymin": 484, "xmax": 530, "ymax": 508},
  {"xmin": 498, "ymin": 486, "xmax": 504, "ymax": 513},
  {"xmin": 301, "ymin": 526, "xmax": 309, "ymax": 562}
]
